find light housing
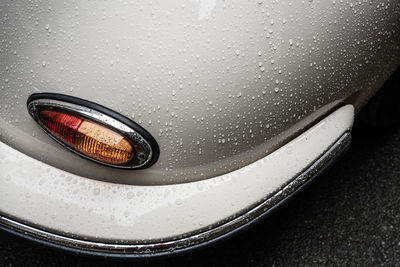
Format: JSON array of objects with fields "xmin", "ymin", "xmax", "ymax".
[{"xmin": 27, "ymin": 93, "xmax": 159, "ymax": 169}]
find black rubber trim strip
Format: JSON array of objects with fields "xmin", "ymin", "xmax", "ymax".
[
  {"xmin": 27, "ymin": 93, "xmax": 160, "ymax": 169},
  {"xmin": 0, "ymin": 133, "xmax": 351, "ymax": 259}
]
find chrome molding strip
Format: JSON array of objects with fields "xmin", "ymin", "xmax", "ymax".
[{"xmin": 0, "ymin": 132, "xmax": 351, "ymax": 258}]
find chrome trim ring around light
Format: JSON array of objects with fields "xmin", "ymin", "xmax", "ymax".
[
  {"xmin": 27, "ymin": 98, "xmax": 155, "ymax": 169},
  {"xmin": 0, "ymin": 132, "xmax": 351, "ymax": 258}
]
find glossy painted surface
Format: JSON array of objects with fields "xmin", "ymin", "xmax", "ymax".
[
  {"xmin": 0, "ymin": 1, "xmax": 399, "ymax": 184},
  {"xmin": 0, "ymin": 105, "xmax": 354, "ymax": 242}
]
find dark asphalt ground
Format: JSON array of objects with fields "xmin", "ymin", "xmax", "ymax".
[{"xmin": 1, "ymin": 118, "xmax": 400, "ymax": 266}]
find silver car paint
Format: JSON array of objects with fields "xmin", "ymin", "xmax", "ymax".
[{"xmin": 0, "ymin": 0, "xmax": 399, "ymax": 185}]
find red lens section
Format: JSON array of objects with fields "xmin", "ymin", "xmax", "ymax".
[{"xmin": 39, "ymin": 110, "xmax": 83, "ymax": 145}]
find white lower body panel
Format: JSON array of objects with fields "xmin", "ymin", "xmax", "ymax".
[{"xmin": 0, "ymin": 105, "xmax": 354, "ymax": 256}]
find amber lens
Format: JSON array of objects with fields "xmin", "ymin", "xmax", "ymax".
[{"xmin": 74, "ymin": 121, "xmax": 134, "ymax": 165}]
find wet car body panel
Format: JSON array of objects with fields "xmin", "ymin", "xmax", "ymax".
[
  {"xmin": 0, "ymin": 0, "xmax": 399, "ymax": 185},
  {"xmin": 0, "ymin": 0, "xmax": 400, "ymax": 258}
]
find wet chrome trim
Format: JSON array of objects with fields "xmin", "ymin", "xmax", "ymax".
[{"xmin": 0, "ymin": 132, "xmax": 351, "ymax": 258}]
